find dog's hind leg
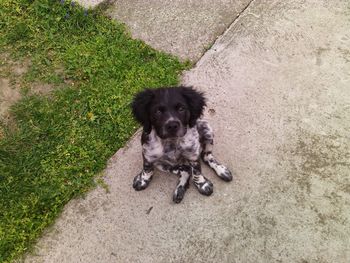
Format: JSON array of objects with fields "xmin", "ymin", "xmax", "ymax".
[
  {"xmin": 201, "ymin": 142, "xmax": 233, "ymax": 182},
  {"xmin": 190, "ymin": 160, "xmax": 214, "ymax": 196},
  {"xmin": 202, "ymin": 154, "xmax": 232, "ymax": 182},
  {"xmin": 198, "ymin": 121, "xmax": 233, "ymax": 182}
]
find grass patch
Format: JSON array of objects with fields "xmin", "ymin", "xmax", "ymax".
[{"xmin": 0, "ymin": 0, "xmax": 188, "ymax": 262}]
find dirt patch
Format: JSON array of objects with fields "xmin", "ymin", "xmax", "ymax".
[
  {"xmin": 0, "ymin": 78, "xmax": 22, "ymax": 118},
  {"xmin": 12, "ymin": 58, "xmax": 31, "ymax": 76},
  {"xmin": 0, "ymin": 54, "xmax": 30, "ymax": 121},
  {"xmin": 0, "ymin": 55, "xmax": 59, "ymax": 125},
  {"xmin": 29, "ymin": 82, "xmax": 56, "ymax": 96}
]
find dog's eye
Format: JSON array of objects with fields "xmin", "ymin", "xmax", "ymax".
[
  {"xmin": 178, "ymin": 106, "xmax": 185, "ymax": 112},
  {"xmin": 155, "ymin": 106, "xmax": 166, "ymax": 116}
]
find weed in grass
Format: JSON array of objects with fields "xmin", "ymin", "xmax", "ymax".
[{"xmin": 0, "ymin": 0, "xmax": 188, "ymax": 262}]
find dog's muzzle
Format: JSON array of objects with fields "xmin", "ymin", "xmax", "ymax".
[{"xmin": 163, "ymin": 120, "xmax": 186, "ymax": 138}]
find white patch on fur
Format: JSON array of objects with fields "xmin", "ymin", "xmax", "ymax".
[
  {"xmin": 142, "ymin": 129, "xmax": 164, "ymax": 163},
  {"xmin": 205, "ymin": 153, "xmax": 228, "ymax": 177},
  {"xmin": 193, "ymin": 174, "xmax": 206, "ymax": 184},
  {"xmin": 214, "ymin": 165, "xmax": 228, "ymax": 175},
  {"xmin": 180, "ymin": 127, "xmax": 201, "ymax": 161},
  {"xmin": 179, "ymin": 170, "xmax": 190, "ymax": 185},
  {"xmin": 141, "ymin": 170, "xmax": 153, "ymax": 181},
  {"xmin": 143, "ymin": 127, "xmax": 201, "ymax": 167},
  {"xmin": 201, "ymin": 181, "xmax": 210, "ymax": 189},
  {"xmin": 165, "ymin": 117, "xmax": 176, "ymax": 123},
  {"xmin": 174, "ymin": 170, "xmax": 190, "ymax": 196}
]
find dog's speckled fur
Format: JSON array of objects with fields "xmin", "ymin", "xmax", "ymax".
[{"xmin": 132, "ymin": 86, "xmax": 232, "ymax": 203}]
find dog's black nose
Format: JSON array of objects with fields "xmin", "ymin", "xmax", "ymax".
[{"xmin": 165, "ymin": 120, "xmax": 180, "ymax": 134}]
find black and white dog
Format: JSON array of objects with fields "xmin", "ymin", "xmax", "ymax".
[{"xmin": 131, "ymin": 86, "xmax": 232, "ymax": 203}]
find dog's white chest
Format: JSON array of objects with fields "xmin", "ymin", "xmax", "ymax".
[
  {"xmin": 142, "ymin": 131, "xmax": 164, "ymax": 163},
  {"xmin": 163, "ymin": 141, "xmax": 181, "ymax": 161},
  {"xmin": 143, "ymin": 128, "xmax": 201, "ymax": 164}
]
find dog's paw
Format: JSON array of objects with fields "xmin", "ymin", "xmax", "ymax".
[
  {"xmin": 217, "ymin": 166, "xmax": 233, "ymax": 182},
  {"xmin": 173, "ymin": 185, "xmax": 187, "ymax": 203},
  {"xmin": 133, "ymin": 173, "xmax": 152, "ymax": 191},
  {"xmin": 194, "ymin": 177, "xmax": 213, "ymax": 196}
]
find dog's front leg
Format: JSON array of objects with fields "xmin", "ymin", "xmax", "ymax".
[
  {"xmin": 133, "ymin": 157, "xmax": 154, "ymax": 191},
  {"xmin": 190, "ymin": 160, "xmax": 213, "ymax": 196},
  {"xmin": 171, "ymin": 165, "xmax": 191, "ymax": 203}
]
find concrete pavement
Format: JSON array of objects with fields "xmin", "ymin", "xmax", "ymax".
[
  {"xmin": 25, "ymin": 0, "xmax": 350, "ymax": 262},
  {"xmin": 106, "ymin": 0, "xmax": 253, "ymax": 61}
]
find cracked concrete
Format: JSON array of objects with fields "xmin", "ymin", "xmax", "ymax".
[
  {"xmin": 104, "ymin": 0, "xmax": 254, "ymax": 61},
  {"xmin": 24, "ymin": 0, "xmax": 350, "ymax": 262}
]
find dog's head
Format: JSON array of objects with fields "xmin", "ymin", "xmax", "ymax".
[{"xmin": 132, "ymin": 86, "xmax": 206, "ymax": 139}]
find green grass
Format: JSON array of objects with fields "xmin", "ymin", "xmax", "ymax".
[{"xmin": 0, "ymin": 0, "xmax": 188, "ymax": 261}]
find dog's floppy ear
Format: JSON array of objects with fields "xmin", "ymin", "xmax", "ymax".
[
  {"xmin": 132, "ymin": 89, "xmax": 154, "ymax": 134},
  {"xmin": 180, "ymin": 86, "xmax": 206, "ymax": 127}
]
